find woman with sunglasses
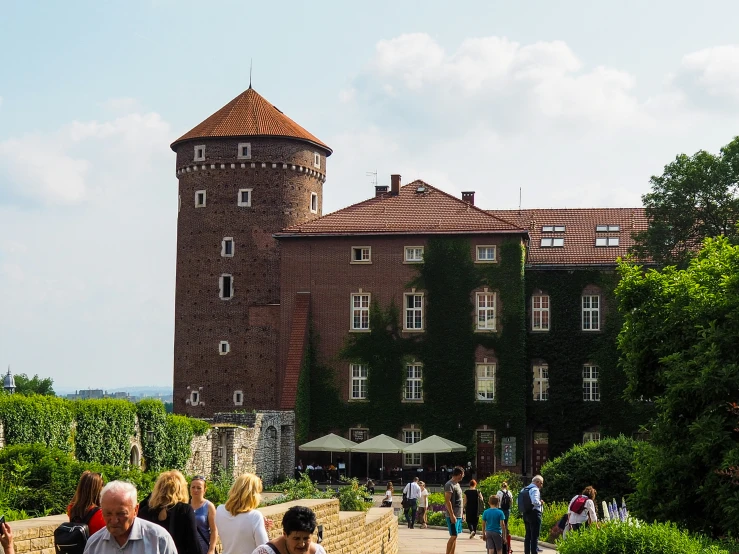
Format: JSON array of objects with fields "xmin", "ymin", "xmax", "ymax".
[
  {"xmin": 190, "ymin": 476, "xmax": 218, "ymax": 554},
  {"xmin": 67, "ymin": 471, "xmax": 106, "ymax": 535}
]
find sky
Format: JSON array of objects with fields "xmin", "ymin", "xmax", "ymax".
[{"xmin": 2, "ymin": 0, "xmax": 739, "ymax": 391}]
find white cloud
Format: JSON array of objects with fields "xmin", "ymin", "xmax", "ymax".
[
  {"xmin": 681, "ymin": 45, "xmax": 739, "ymax": 98},
  {"xmin": 99, "ymin": 97, "xmax": 142, "ymax": 113}
]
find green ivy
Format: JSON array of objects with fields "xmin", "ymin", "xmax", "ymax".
[
  {"xmin": 0, "ymin": 395, "xmax": 73, "ymax": 451},
  {"xmin": 73, "ymin": 399, "xmax": 136, "ymax": 465},
  {"xmin": 294, "ymin": 329, "xmax": 313, "ymax": 445}
]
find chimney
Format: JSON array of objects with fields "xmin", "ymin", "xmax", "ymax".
[
  {"xmin": 462, "ymin": 191, "xmax": 475, "ymax": 206},
  {"xmin": 375, "ymin": 185, "xmax": 389, "ymax": 197},
  {"xmin": 391, "ymin": 174, "xmax": 401, "ymax": 195}
]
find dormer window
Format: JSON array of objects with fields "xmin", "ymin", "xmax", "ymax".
[
  {"xmin": 596, "ymin": 224, "xmax": 620, "ymax": 232},
  {"xmin": 194, "ymin": 145, "xmax": 205, "ymax": 162},
  {"xmin": 541, "ymin": 238, "xmax": 564, "ymax": 247},
  {"xmin": 542, "ymin": 225, "xmax": 565, "ymax": 232},
  {"xmin": 237, "ymin": 143, "xmax": 252, "ymax": 160},
  {"xmin": 595, "ymin": 237, "xmax": 620, "ymax": 247}
]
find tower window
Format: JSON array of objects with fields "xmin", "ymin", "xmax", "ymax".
[
  {"xmin": 222, "ymin": 238, "xmax": 234, "ymax": 257},
  {"xmin": 220, "ymin": 274, "xmax": 233, "ymax": 300},
  {"xmin": 219, "ymin": 341, "xmax": 230, "ymax": 355},
  {"xmin": 310, "ymin": 192, "xmax": 318, "ymax": 214},
  {"xmin": 233, "ymin": 390, "xmax": 244, "ymax": 406},
  {"xmin": 195, "ymin": 190, "xmax": 206, "ymax": 208},
  {"xmin": 189, "ymin": 390, "xmax": 200, "ymax": 405},
  {"xmin": 237, "ymin": 143, "xmax": 252, "ymax": 160},
  {"xmin": 237, "ymin": 189, "xmax": 252, "ymax": 207},
  {"xmin": 314, "ymin": 152, "xmax": 321, "ymax": 169},
  {"xmin": 194, "ymin": 145, "xmax": 205, "ymax": 162}
]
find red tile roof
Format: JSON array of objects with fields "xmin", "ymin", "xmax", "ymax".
[
  {"xmin": 171, "ymin": 87, "xmax": 331, "ymax": 152},
  {"xmin": 278, "ymin": 181, "xmax": 526, "ymax": 236},
  {"xmin": 279, "ymin": 293, "xmax": 311, "ymax": 410},
  {"xmin": 488, "ymin": 208, "xmax": 650, "ymax": 266}
]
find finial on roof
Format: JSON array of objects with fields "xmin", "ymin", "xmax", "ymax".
[{"xmin": 249, "ymin": 59, "xmax": 253, "ymax": 89}]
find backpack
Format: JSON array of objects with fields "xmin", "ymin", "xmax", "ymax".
[
  {"xmin": 569, "ymin": 495, "xmax": 588, "ymax": 514},
  {"xmin": 54, "ymin": 507, "xmax": 99, "ymax": 554},
  {"xmin": 517, "ymin": 484, "xmax": 534, "ymax": 514},
  {"xmin": 500, "ymin": 490, "xmax": 512, "ymax": 510}
]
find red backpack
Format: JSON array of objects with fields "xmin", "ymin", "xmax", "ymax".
[{"xmin": 569, "ymin": 495, "xmax": 588, "ymax": 514}]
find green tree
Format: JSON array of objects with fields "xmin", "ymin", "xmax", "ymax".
[
  {"xmin": 631, "ymin": 136, "xmax": 739, "ymax": 267},
  {"xmin": 616, "ymin": 237, "xmax": 739, "ymax": 537},
  {"xmin": 13, "ymin": 373, "xmax": 55, "ymax": 396}
]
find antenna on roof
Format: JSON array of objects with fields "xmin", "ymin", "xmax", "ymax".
[
  {"xmin": 519, "ymin": 187, "xmax": 522, "ymax": 214},
  {"xmin": 366, "ymin": 170, "xmax": 377, "ymax": 186},
  {"xmin": 249, "ymin": 59, "xmax": 253, "ymax": 89}
]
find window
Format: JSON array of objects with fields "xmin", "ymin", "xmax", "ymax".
[
  {"xmin": 195, "ymin": 190, "xmax": 206, "ymax": 208},
  {"xmin": 314, "ymin": 152, "xmax": 321, "ymax": 168},
  {"xmin": 476, "ymin": 291, "xmax": 496, "ymax": 331},
  {"xmin": 403, "ymin": 429, "xmax": 421, "ymax": 466},
  {"xmin": 219, "ymin": 341, "xmax": 230, "ymax": 355},
  {"xmin": 582, "ymin": 295, "xmax": 600, "ymax": 330},
  {"xmin": 404, "ymin": 363, "xmax": 423, "ymax": 401},
  {"xmin": 237, "ymin": 189, "xmax": 252, "ymax": 207},
  {"xmin": 350, "ymin": 293, "xmax": 370, "ymax": 330},
  {"xmin": 542, "ymin": 225, "xmax": 566, "ymax": 232},
  {"xmin": 237, "ymin": 143, "xmax": 251, "ymax": 159},
  {"xmin": 583, "ymin": 431, "xmax": 601, "ymax": 443},
  {"xmin": 404, "ymin": 246, "xmax": 424, "ymax": 263},
  {"xmin": 533, "ymin": 364, "xmax": 549, "ymax": 401},
  {"xmin": 540, "ymin": 237, "xmax": 564, "ymax": 247},
  {"xmin": 310, "ymin": 192, "xmax": 318, "ymax": 213},
  {"xmin": 476, "ymin": 245, "xmax": 497, "ymax": 262},
  {"xmin": 220, "ymin": 274, "xmax": 233, "ymax": 300},
  {"xmin": 221, "ymin": 238, "xmax": 234, "ymax": 257},
  {"xmin": 476, "ymin": 363, "xmax": 496, "ymax": 401},
  {"xmin": 595, "ymin": 237, "xmax": 620, "ymax": 247},
  {"xmin": 404, "ymin": 293, "xmax": 424, "ymax": 331},
  {"xmin": 350, "ymin": 364, "xmax": 368, "ymax": 399},
  {"xmin": 351, "ymin": 246, "xmax": 371, "ymax": 263},
  {"xmin": 583, "ymin": 364, "xmax": 600, "ymax": 401},
  {"xmin": 233, "ymin": 390, "xmax": 244, "ymax": 406},
  {"xmin": 532, "ymin": 295, "xmax": 550, "ymax": 331},
  {"xmin": 189, "ymin": 390, "xmax": 200, "ymax": 405},
  {"xmin": 596, "ymin": 224, "xmax": 620, "ymax": 232},
  {"xmin": 194, "ymin": 145, "xmax": 205, "ymax": 161}
]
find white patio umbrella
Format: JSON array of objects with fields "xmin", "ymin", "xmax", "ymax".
[
  {"xmin": 350, "ymin": 434, "xmax": 408, "ymax": 480},
  {"xmin": 402, "ymin": 434, "xmax": 466, "ymax": 470},
  {"xmin": 298, "ymin": 433, "xmax": 357, "ymax": 463}
]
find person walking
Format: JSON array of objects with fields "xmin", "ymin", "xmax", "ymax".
[
  {"xmin": 521, "ymin": 475, "xmax": 544, "ymax": 554},
  {"xmin": 190, "ymin": 476, "xmax": 218, "ymax": 554},
  {"xmin": 418, "ymin": 481, "xmax": 430, "ymax": 528},
  {"xmin": 463, "ymin": 479, "xmax": 484, "ymax": 538},
  {"xmin": 496, "ymin": 481, "xmax": 513, "ymax": 524},
  {"xmin": 216, "ymin": 473, "xmax": 271, "ymax": 554},
  {"xmin": 444, "ymin": 466, "xmax": 465, "ymax": 554},
  {"xmin": 402, "ymin": 477, "xmax": 421, "ymax": 529},
  {"xmin": 481, "ymin": 495, "xmax": 507, "ymax": 554}
]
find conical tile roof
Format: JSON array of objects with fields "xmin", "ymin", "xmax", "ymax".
[{"xmin": 171, "ymin": 87, "xmax": 331, "ymax": 152}]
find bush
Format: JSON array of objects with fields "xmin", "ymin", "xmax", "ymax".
[
  {"xmin": 505, "ymin": 501, "xmax": 569, "ymax": 543},
  {"xmin": 263, "ymin": 474, "xmax": 333, "ymax": 505},
  {"xmin": 556, "ymin": 520, "xmax": 729, "ymax": 554},
  {"xmin": 540, "ymin": 435, "xmax": 639, "ymax": 505},
  {"xmin": 334, "ymin": 478, "xmax": 373, "ymax": 512},
  {"xmin": 477, "ymin": 471, "xmax": 523, "ymax": 515}
]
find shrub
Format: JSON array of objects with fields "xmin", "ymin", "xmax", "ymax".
[
  {"xmin": 556, "ymin": 520, "xmax": 729, "ymax": 554},
  {"xmin": 263, "ymin": 474, "xmax": 333, "ymax": 505},
  {"xmin": 478, "ymin": 471, "xmax": 523, "ymax": 515},
  {"xmin": 334, "ymin": 478, "xmax": 373, "ymax": 512},
  {"xmin": 203, "ymin": 466, "xmax": 236, "ymax": 506},
  {"xmin": 540, "ymin": 435, "xmax": 639, "ymax": 505}
]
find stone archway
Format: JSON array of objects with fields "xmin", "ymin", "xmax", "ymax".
[{"xmin": 130, "ymin": 444, "xmax": 141, "ymax": 468}]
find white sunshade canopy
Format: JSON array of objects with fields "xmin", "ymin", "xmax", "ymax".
[
  {"xmin": 402, "ymin": 434, "xmax": 467, "ymax": 454},
  {"xmin": 350, "ymin": 433, "xmax": 408, "ymax": 453},
  {"xmin": 298, "ymin": 433, "xmax": 357, "ymax": 452}
]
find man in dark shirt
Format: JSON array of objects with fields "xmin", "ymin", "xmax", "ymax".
[{"xmin": 443, "ymin": 466, "xmax": 465, "ymax": 554}]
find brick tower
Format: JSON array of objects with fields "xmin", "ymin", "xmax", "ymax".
[{"xmin": 171, "ymin": 87, "xmax": 331, "ymax": 416}]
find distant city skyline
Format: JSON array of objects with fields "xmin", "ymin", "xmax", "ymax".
[{"xmin": 3, "ymin": 1, "xmax": 739, "ymax": 388}]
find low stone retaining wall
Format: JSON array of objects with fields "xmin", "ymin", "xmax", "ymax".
[{"xmin": 0, "ymin": 499, "xmax": 397, "ymax": 554}]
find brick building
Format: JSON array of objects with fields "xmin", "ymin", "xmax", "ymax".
[{"xmin": 172, "ymin": 87, "xmax": 652, "ymax": 478}]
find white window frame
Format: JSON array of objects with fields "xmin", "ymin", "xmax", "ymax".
[
  {"xmin": 310, "ymin": 192, "xmax": 318, "ymax": 214},
  {"xmin": 596, "ymin": 224, "xmax": 620, "ymax": 232},
  {"xmin": 219, "ymin": 274, "xmax": 234, "ymax": 300},
  {"xmin": 404, "ymin": 246, "xmax": 424, "ymax": 263},
  {"xmin": 403, "ymin": 429, "xmax": 422, "ymax": 466},
  {"xmin": 237, "ymin": 188, "xmax": 252, "ymax": 207},
  {"xmin": 404, "ymin": 363, "xmax": 423, "ymax": 402},
  {"xmin": 350, "ymin": 293, "xmax": 370, "ymax": 330},
  {"xmin": 194, "ymin": 145, "xmax": 205, "ymax": 162},
  {"xmin": 221, "ymin": 237, "xmax": 234, "ymax": 258},
  {"xmin": 350, "ymin": 363, "xmax": 368, "ymax": 400},
  {"xmin": 532, "ymin": 294, "xmax": 550, "ymax": 331},
  {"xmin": 314, "ymin": 152, "xmax": 321, "ymax": 169},
  {"xmin": 595, "ymin": 237, "xmax": 620, "ymax": 247},
  {"xmin": 582, "ymin": 295, "xmax": 600, "ymax": 331},
  {"xmin": 404, "ymin": 293, "xmax": 424, "ymax": 331},
  {"xmin": 476, "ymin": 363, "xmax": 496, "ymax": 401},
  {"xmin": 542, "ymin": 225, "xmax": 566, "ymax": 232},
  {"xmin": 233, "ymin": 390, "xmax": 244, "ymax": 406},
  {"xmin": 533, "ymin": 363, "xmax": 549, "ymax": 401},
  {"xmin": 583, "ymin": 364, "xmax": 600, "ymax": 401},
  {"xmin": 237, "ymin": 143, "xmax": 252, "ymax": 160},
  {"xmin": 476, "ymin": 291, "xmax": 497, "ymax": 331},
  {"xmin": 476, "ymin": 245, "xmax": 497, "ymax": 263},
  {"xmin": 541, "ymin": 237, "xmax": 564, "ymax": 247},
  {"xmin": 583, "ymin": 431, "xmax": 601, "ymax": 443},
  {"xmin": 219, "ymin": 341, "xmax": 230, "ymax": 355},
  {"xmin": 350, "ymin": 246, "xmax": 372, "ymax": 264},
  {"xmin": 195, "ymin": 190, "xmax": 206, "ymax": 208},
  {"xmin": 189, "ymin": 390, "xmax": 200, "ymax": 405}
]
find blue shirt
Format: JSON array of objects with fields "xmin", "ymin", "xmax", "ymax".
[
  {"xmin": 528, "ymin": 484, "xmax": 542, "ymax": 513},
  {"xmin": 482, "ymin": 507, "xmax": 505, "ymax": 534},
  {"xmin": 83, "ymin": 518, "xmax": 177, "ymax": 554}
]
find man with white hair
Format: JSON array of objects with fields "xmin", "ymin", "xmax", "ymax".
[{"xmin": 84, "ymin": 480, "xmax": 177, "ymax": 554}]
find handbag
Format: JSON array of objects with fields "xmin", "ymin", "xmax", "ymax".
[{"xmin": 477, "ymin": 492, "xmax": 484, "ymax": 513}]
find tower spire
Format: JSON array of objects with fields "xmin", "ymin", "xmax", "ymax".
[{"xmin": 249, "ymin": 59, "xmax": 253, "ymax": 89}]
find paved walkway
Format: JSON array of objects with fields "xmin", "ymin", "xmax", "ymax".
[{"xmin": 397, "ymin": 524, "xmax": 556, "ymax": 554}]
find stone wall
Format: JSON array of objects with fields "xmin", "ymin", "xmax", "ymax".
[
  {"xmin": 1, "ymin": 514, "xmax": 66, "ymax": 554},
  {"xmin": 183, "ymin": 431, "xmax": 214, "ymax": 477}
]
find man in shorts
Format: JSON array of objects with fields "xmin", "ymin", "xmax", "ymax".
[{"xmin": 444, "ymin": 466, "xmax": 465, "ymax": 554}]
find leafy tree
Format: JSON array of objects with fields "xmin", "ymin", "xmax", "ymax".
[
  {"xmin": 13, "ymin": 373, "xmax": 55, "ymax": 396},
  {"xmin": 631, "ymin": 137, "xmax": 739, "ymax": 267},
  {"xmin": 616, "ymin": 237, "xmax": 739, "ymax": 537}
]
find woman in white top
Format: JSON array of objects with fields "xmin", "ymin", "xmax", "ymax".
[
  {"xmin": 381, "ymin": 482, "xmax": 394, "ymax": 507},
  {"xmin": 418, "ymin": 481, "xmax": 430, "ymax": 528},
  {"xmin": 216, "ymin": 473, "xmax": 270, "ymax": 554},
  {"xmin": 251, "ymin": 506, "xmax": 326, "ymax": 554},
  {"xmin": 565, "ymin": 485, "xmax": 598, "ymax": 537}
]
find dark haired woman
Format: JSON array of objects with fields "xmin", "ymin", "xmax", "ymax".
[
  {"xmin": 565, "ymin": 485, "xmax": 598, "ymax": 536},
  {"xmin": 463, "ymin": 479, "xmax": 484, "ymax": 539},
  {"xmin": 251, "ymin": 506, "xmax": 326, "ymax": 554},
  {"xmin": 67, "ymin": 470, "xmax": 106, "ymax": 535}
]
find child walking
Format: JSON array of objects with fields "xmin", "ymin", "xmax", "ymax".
[{"xmin": 481, "ymin": 495, "xmax": 508, "ymax": 554}]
